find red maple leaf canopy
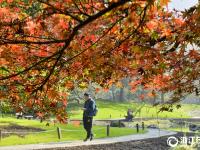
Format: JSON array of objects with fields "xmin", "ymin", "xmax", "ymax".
[{"xmin": 0, "ymin": 0, "xmax": 199, "ymax": 121}]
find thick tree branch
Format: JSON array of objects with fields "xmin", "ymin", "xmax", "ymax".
[
  {"xmin": 0, "ymin": 38, "xmax": 66, "ymax": 45},
  {"xmin": 0, "ymin": 52, "xmax": 59, "ymax": 80},
  {"xmin": 1, "ymin": 0, "xmax": 130, "ymax": 46},
  {"xmin": 31, "ymin": 0, "xmax": 132, "ymax": 92},
  {"xmin": 0, "ymin": 0, "xmax": 133, "ymax": 94}
]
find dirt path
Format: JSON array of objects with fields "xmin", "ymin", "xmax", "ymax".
[{"xmin": 0, "ymin": 129, "xmax": 176, "ymax": 150}]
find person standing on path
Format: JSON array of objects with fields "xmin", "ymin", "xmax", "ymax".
[{"xmin": 82, "ymin": 93, "xmax": 96, "ymax": 141}]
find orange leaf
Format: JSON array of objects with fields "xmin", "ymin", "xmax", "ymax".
[
  {"xmin": 63, "ymin": 99, "xmax": 67, "ymax": 107},
  {"xmin": 146, "ymin": 20, "xmax": 158, "ymax": 30},
  {"xmin": 95, "ymin": 88, "xmax": 100, "ymax": 93},
  {"xmin": 65, "ymin": 81, "xmax": 74, "ymax": 89},
  {"xmin": 130, "ymin": 87, "xmax": 137, "ymax": 93},
  {"xmin": 26, "ymin": 21, "xmax": 37, "ymax": 35},
  {"xmin": 26, "ymin": 99, "xmax": 33, "ymax": 108},
  {"xmin": 103, "ymin": 88, "xmax": 109, "ymax": 92},
  {"xmin": 90, "ymin": 34, "xmax": 96, "ymax": 42},
  {"xmin": 160, "ymin": 0, "xmax": 170, "ymax": 6},
  {"xmin": 47, "ymin": 89, "xmax": 59, "ymax": 99},
  {"xmin": 162, "ymin": 29, "xmax": 171, "ymax": 36},
  {"xmin": 37, "ymin": 112, "xmax": 44, "ymax": 117},
  {"xmin": 0, "ymin": 58, "xmax": 9, "ymax": 65},
  {"xmin": 34, "ymin": 50, "xmax": 50, "ymax": 57},
  {"xmin": 174, "ymin": 18, "xmax": 184, "ymax": 26},
  {"xmin": 139, "ymin": 94, "xmax": 145, "ymax": 100},
  {"xmin": 10, "ymin": 45, "xmax": 23, "ymax": 54},
  {"xmin": 7, "ymin": 0, "xmax": 13, "ymax": 3}
]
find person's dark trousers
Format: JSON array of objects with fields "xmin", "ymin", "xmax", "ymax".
[{"xmin": 83, "ymin": 116, "xmax": 93, "ymax": 139}]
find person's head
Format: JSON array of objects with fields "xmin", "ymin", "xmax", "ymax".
[{"xmin": 84, "ymin": 92, "xmax": 90, "ymax": 100}]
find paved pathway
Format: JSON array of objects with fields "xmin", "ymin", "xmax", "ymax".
[
  {"xmin": 0, "ymin": 129, "xmax": 176, "ymax": 150},
  {"xmin": 72, "ymin": 117, "xmax": 200, "ymax": 122}
]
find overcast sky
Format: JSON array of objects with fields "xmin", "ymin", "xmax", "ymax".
[
  {"xmin": 169, "ymin": 0, "xmax": 198, "ymax": 10},
  {"xmin": 169, "ymin": 0, "xmax": 199, "ymax": 50}
]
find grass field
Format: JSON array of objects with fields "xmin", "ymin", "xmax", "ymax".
[
  {"xmin": 0, "ymin": 117, "xmax": 146, "ymax": 146},
  {"xmin": 67, "ymin": 100, "xmax": 200, "ymax": 119},
  {"xmin": 1, "ymin": 100, "xmax": 199, "ymax": 146}
]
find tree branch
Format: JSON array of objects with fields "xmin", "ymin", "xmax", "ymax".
[
  {"xmin": 25, "ymin": 0, "xmax": 132, "ymax": 92},
  {"xmin": 0, "ymin": 0, "xmax": 132, "ymax": 86}
]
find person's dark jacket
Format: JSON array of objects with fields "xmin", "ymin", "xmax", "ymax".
[{"xmin": 83, "ymin": 98, "xmax": 96, "ymax": 117}]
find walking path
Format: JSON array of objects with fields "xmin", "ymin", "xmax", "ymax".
[
  {"xmin": 72, "ymin": 117, "xmax": 200, "ymax": 122},
  {"xmin": 0, "ymin": 129, "xmax": 176, "ymax": 150}
]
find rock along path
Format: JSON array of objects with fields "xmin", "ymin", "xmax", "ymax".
[{"xmin": 0, "ymin": 129, "xmax": 176, "ymax": 150}]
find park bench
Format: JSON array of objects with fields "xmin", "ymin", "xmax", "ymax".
[
  {"xmin": 24, "ymin": 115, "xmax": 33, "ymax": 120},
  {"xmin": 16, "ymin": 112, "xmax": 23, "ymax": 119},
  {"xmin": 189, "ymin": 124, "xmax": 200, "ymax": 132}
]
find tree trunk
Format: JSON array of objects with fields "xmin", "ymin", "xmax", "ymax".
[
  {"xmin": 119, "ymin": 87, "xmax": 124, "ymax": 102},
  {"xmin": 111, "ymin": 85, "xmax": 116, "ymax": 101},
  {"xmin": 161, "ymin": 92, "xmax": 165, "ymax": 104}
]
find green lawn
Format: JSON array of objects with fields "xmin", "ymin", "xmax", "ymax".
[
  {"xmin": 1, "ymin": 100, "xmax": 199, "ymax": 146},
  {"xmin": 0, "ymin": 117, "xmax": 146, "ymax": 146},
  {"xmin": 67, "ymin": 100, "xmax": 200, "ymax": 119},
  {"xmin": 171, "ymin": 145, "xmax": 198, "ymax": 150}
]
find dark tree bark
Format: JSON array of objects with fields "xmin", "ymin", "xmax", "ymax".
[
  {"xmin": 161, "ymin": 92, "xmax": 165, "ymax": 104},
  {"xmin": 119, "ymin": 87, "xmax": 124, "ymax": 102}
]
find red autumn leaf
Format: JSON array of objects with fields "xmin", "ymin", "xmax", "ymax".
[
  {"xmin": 130, "ymin": 87, "xmax": 137, "ymax": 93},
  {"xmin": 37, "ymin": 112, "xmax": 44, "ymax": 117},
  {"xmin": 160, "ymin": 0, "xmax": 170, "ymax": 6},
  {"xmin": 95, "ymin": 88, "xmax": 100, "ymax": 93},
  {"xmin": 59, "ymin": 19, "xmax": 69, "ymax": 29},
  {"xmin": 174, "ymin": 18, "xmax": 184, "ymax": 26},
  {"xmin": 11, "ymin": 76, "xmax": 20, "ymax": 81},
  {"xmin": 90, "ymin": 34, "xmax": 96, "ymax": 42},
  {"xmin": 59, "ymin": 92, "xmax": 69, "ymax": 98},
  {"xmin": 72, "ymin": 62, "xmax": 82, "ymax": 68},
  {"xmin": 7, "ymin": 0, "xmax": 13, "ymax": 3},
  {"xmin": 139, "ymin": 94, "xmax": 145, "ymax": 100},
  {"xmin": 47, "ymin": 90, "xmax": 59, "ymax": 99},
  {"xmin": 189, "ymin": 50, "xmax": 199, "ymax": 58},
  {"xmin": 63, "ymin": 99, "xmax": 67, "ymax": 107},
  {"xmin": 10, "ymin": 45, "xmax": 23, "ymax": 55},
  {"xmin": 121, "ymin": 43, "xmax": 129, "ymax": 52},
  {"xmin": 103, "ymin": 88, "xmax": 109, "ymax": 92},
  {"xmin": 56, "ymin": 115, "xmax": 67, "ymax": 123},
  {"xmin": 34, "ymin": 50, "xmax": 50, "ymax": 57},
  {"xmin": 146, "ymin": 20, "xmax": 158, "ymax": 30},
  {"xmin": 0, "ymin": 58, "xmax": 9, "ymax": 65},
  {"xmin": 26, "ymin": 99, "xmax": 33, "ymax": 108},
  {"xmin": 65, "ymin": 81, "xmax": 74, "ymax": 89},
  {"xmin": 26, "ymin": 21, "xmax": 37, "ymax": 35}
]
